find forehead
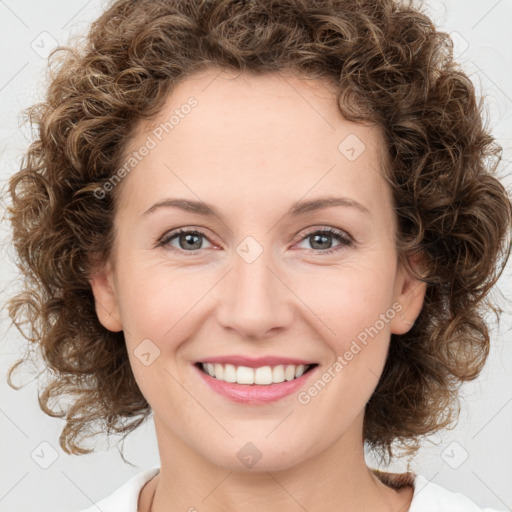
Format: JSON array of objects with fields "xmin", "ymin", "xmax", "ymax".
[{"xmin": 118, "ymin": 69, "xmax": 390, "ymax": 216}]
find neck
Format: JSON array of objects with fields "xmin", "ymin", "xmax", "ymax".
[{"xmin": 140, "ymin": 417, "xmax": 414, "ymax": 512}]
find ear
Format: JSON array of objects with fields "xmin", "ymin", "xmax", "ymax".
[
  {"xmin": 389, "ymin": 252, "xmax": 427, "ymax": 335},
  {"xmin": 88, "ymin": 258, "xmax": 123, "ymax": 332}
]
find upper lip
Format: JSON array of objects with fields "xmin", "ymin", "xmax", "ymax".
[{"xmin": 196, "ymin": 355, "xmax": 317, "ymax": 368}]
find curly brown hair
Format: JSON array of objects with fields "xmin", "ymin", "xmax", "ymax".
[{"xmin": 4, "ymin": 0, "xmax": 511, "ymax": 464}]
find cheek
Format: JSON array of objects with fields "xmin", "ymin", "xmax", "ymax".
[
  {"xmin": 300, "ymin": 266, "xmax": 398, "ymax": 415},
  {"xmin": 115, "ymin": 258, "xmax": 201, "ymax": 336},
  {"xmin": 297, "ymin": 259, "xmax": 398, "ymax": 382},
  {"xmin": 117, "ymin": 265, "xmax": 201, "ymax": 404},
  {"xmin": 116, "ymin": 244, "xmax": 398, "ymax": 355},
  {"xmin": 296, "ymin": 259, "xmax": 397, "ymax": 333}
]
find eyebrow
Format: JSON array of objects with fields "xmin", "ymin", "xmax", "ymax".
[{"xmin": 142, "ymin": 196, "xmax": 370, "ymax": 218}]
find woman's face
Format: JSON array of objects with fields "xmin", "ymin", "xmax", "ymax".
[{"xmin": 90, "ymin": 69, "xmax": 425, "ymax": 472}]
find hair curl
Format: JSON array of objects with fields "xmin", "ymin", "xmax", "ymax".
[{"xmin": 4, "ymin": 0, "xmax": 511, "ymax": 464}]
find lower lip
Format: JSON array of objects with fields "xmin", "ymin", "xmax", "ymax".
[{"xmin": 193, "ymin": 364, "xmax": 318, "ymax": 404}]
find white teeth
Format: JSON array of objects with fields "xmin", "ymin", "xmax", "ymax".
[
  {"xmin": 255, "ymin": 366, "xmax": 273, "ymax": 384},
  {"xmin": 200, "ymin": 363, "xmax": 313, "ymax": 385},
  {"xmin": 285, "ymin": 365, "xmax": 296, "ymax": 381},
  {"xmin": 223, "ymin": 364, "xmax": 237, "ymax": 382},
  {"xmin": 236, "ymin": 365, "xmax": 254, "ymax": 384},
  {"xmin": 272, "ymin": 365, "xmax": 285, "ymax": 383},
  {"xmin": 214, "ymin": 363, "xmax": 224, "ymax": 380},
  {"xmin": 295, "ymin": 364, "xmax": 306, "ymax": 378}
]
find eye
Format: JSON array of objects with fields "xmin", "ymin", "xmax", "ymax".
[
  {"xmin": 157, "ymin": 226, "xmax": 353, "ymax": 255},
  {"xmin": 294, "ymin": 227, "xmax": 353, "ymax": 254},
  {"xmin": 158, "ymin": 229, "xmax": 214, "ymax": 253}
]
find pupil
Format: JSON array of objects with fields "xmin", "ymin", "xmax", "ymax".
[
  {"xmin": 311, "ymin": 233, "xmax": 331, "ymax": 250},
  {"xmin": 181, "ymin": 233, "xmax": 201, "ymax": 250}
]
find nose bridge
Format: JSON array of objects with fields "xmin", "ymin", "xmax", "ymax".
[{"xmin": 216, "ymin": 235, "xmax": 293, "ymax": 339}]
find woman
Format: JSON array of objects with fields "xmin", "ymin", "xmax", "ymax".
[{"xmin": 5, "ymin": 0, "xmax": 511, "ymax": 511}]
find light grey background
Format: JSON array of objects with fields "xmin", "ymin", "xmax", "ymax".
[{"xmin": 0, "ymin": 1, "xmax": 511, "ymax": 511}]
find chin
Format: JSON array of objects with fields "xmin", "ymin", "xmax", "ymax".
[{"xmin": 201, "ymin": 437, "xmax": 316, "ymax": 474}]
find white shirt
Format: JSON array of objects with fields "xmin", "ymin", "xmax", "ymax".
[{"xmin": 78, "ymin": 467, "xmax": 506, "ymax": 512}]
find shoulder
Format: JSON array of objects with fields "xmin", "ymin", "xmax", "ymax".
[
  {"xmin": 372, "ymin": 469, "xmax": 506, "ymax": 512},
  {"xmin": 77, "ymin": 467, "xmax": 160, "ymax": 512},
  {"xmin": 409, "ymin": 474, "xmax": 506, "ymax": 512},
  {"xmin": 77, "ymin": 467, "xmax": 506, "ymax": 512}
]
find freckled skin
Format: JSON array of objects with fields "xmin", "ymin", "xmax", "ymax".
[{"xmin": 90, "ymin": 68, "xmax": 425, "ymax": 512}]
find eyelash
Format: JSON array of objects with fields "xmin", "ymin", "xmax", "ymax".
[{"xmin": 156, "ymin": 226, "xmax": 353, "ymax": 255}]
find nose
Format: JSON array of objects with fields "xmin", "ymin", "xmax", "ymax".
[{"xmin": 215, "ymin": 240, "xmax": 295, "ymax": 341}]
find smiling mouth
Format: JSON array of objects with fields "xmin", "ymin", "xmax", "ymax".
[{"xmin": 195, "ymin": 362, "xmax": 318, "ymax": 385}]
